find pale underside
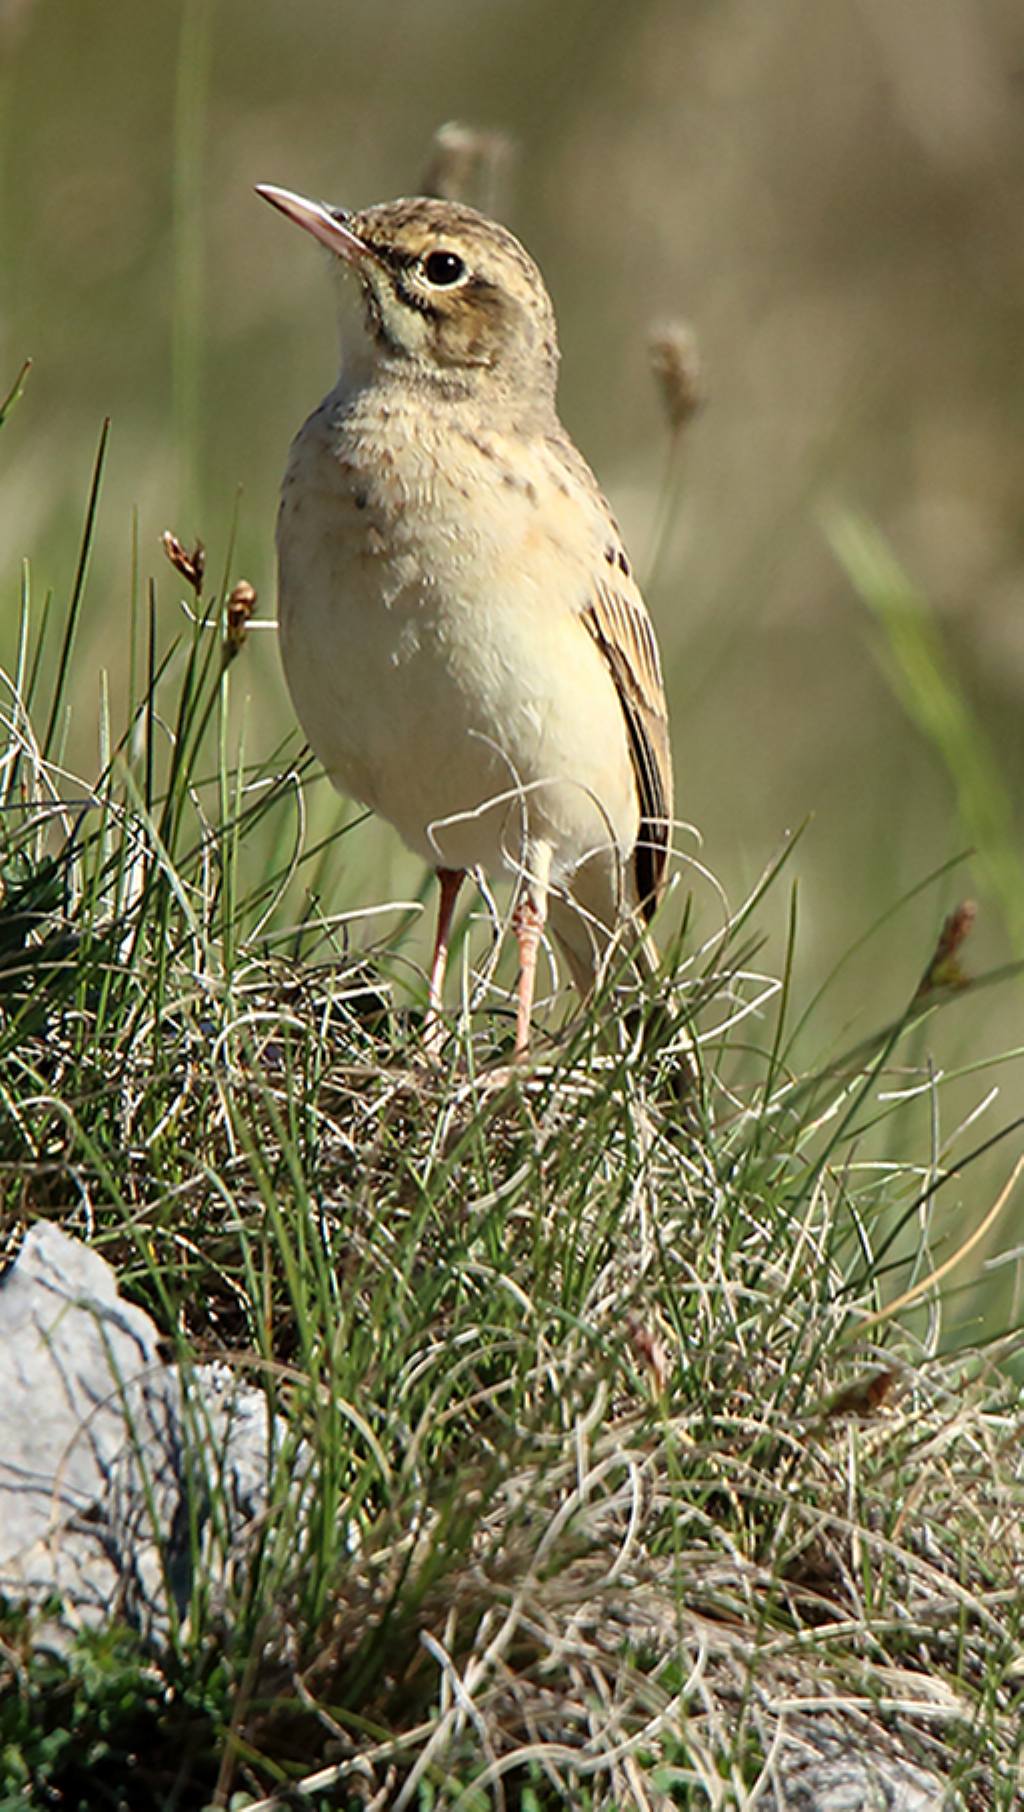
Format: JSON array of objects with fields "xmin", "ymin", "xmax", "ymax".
[{"xmin": 277, "ymin": 376, "xmax": 672, "ymax": 994}]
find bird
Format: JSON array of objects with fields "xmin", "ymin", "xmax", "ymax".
[{"xmin": 257, "ymin": 182, "xmax": 674, "ymax": 1058}]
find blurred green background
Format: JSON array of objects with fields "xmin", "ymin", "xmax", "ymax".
[{"xmin": 1, "ymin": 0, "xmax": 1022, "ymax": 1277}]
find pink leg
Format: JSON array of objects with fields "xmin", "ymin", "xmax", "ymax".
[
  {"xmin": 512, "ymin": 841, "xmax": 553, "ymax": 1060},
  {"xmin": 513, "ymin": 893, "xmax": 546, "ymax": 1059},
  {"xmin": 423, "ymin": 867, "xmax": 464, "ymax": 1053}
]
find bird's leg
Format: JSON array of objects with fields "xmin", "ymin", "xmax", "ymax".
[
  {"xmin": 423, "ymin": 867, "xmax": 464, "ymax": 1054},
  {"xmin": 512, "ymin": 839, "xmax": 552, "ymax": 1060}
]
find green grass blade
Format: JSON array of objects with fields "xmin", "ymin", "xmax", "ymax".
[
  {"xmin": 172, "ymin": 0, "xmax": 216, "ymax": 522},
  {"xmin": 41, "ymin": 418, "xmax": 110, "ymax": 760},
  {"xmin": 0, "ymin": 357, "xmax": 31, "ymax": 426},
  {"xmin": 829, "ymin": 509, "xmax": 1024, "ymax": 954}
]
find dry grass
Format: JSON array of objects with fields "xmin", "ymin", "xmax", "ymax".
[{"xmin": 1, "ymin": 330, "xmax": 1022, "ymax": 1810}]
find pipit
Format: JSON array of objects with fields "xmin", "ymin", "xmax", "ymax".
[{"xmin": 258, "ymin": 183, "xmax": 674, "ymax": 1057}]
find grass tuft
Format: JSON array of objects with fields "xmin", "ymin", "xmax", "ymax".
[{"xmin": 1, "ymin": 480, "xmax": 1023, "ymax": 1808}]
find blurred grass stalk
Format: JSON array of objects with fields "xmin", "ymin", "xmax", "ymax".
[
  {"xmin": 172, "ymin": 0, "xmax": 216, "ymax": 529},
  {"xmin": 828, "ymin": 508, "xmax": 1024, "ymax": 957}
]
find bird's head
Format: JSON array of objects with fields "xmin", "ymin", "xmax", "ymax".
[{"xmin": 257, "ymin": 185, "xmax": 560, "ymax": 411}]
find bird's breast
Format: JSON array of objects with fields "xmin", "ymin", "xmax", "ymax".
[{"xmin": 275, "ymin": 387, "xmax": 638, "ymax": 882}]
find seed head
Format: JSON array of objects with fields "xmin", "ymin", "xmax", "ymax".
[
  {"xmin": 224, "ymin": 580, "xmax": 257, "ymax": 659},
  {"xmin": 162, "ymin": 530, "xmax": 205, "ymax": 596},
  {"xmin": 915, "ymin": 899, "xmax": 976, "ymax": 1000},
  {"xmin": 649, "ymin": 320, "xmax": 704, "ymax": 433},
  {"xmin": 421, "ymin": 120, "xmax": 513, "ymax": 215}
]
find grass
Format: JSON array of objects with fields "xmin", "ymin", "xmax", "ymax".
[
  {"xmin": 1, "ymin": 416, "xmax": 1023, "ymax": 1810},
  {"xmin": 829, "ymin": 508, "xmax": 1024, "ymax": 959}
]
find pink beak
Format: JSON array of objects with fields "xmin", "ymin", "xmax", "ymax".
[{"xmin": 255, "ymin": 184, "xmax": 375, "ymax": 266}]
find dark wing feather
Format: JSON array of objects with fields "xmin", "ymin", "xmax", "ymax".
[
  {"xmin": 537, "ymin": 428, "xmax": 674, "ymax": 921},
  {"xmin": 582, "ymin": 576, "xmax": 673, "ymax": 920}
]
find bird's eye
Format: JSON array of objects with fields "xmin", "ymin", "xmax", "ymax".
[{"xmin": 422, "ymin": 249, "xmax": 466, "ymax": 287}]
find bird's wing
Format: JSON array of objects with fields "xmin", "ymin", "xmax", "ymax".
[
  {"xmin": 581, "ymin": 569, "xmax": 673, "ymax": 920},
  {"xmin": 535, "ymin": 429, "xmax": 674, "ymax": 919}
]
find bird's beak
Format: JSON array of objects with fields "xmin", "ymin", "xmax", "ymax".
[{"xmin": 255, "ymin": 184, "xmax": 374, "ymax": 265}]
